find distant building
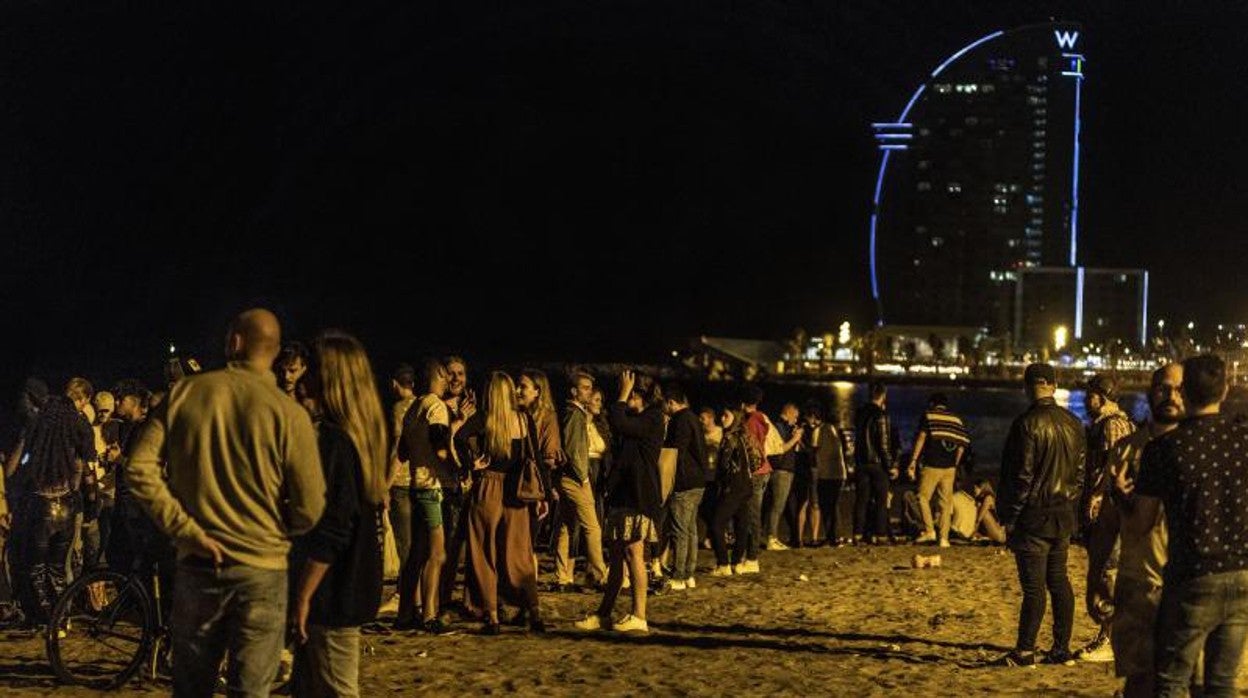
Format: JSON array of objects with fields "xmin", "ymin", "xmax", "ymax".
[
  {"xmin": 1014, "ymin": 267, "xmax": 1149, "ymax": 349},
  {"xmin": 869, "ymin": 21, "xmax": 1108, "ymax": 335}
]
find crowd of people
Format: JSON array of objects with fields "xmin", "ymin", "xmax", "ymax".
[{"xmin": 0, "ymin": 308, "xmax": 1245, "ymax": 696}]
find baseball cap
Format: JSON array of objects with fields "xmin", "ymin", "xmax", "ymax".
[
  {"xmin": 1023, "ymin": 363, "xmax": 1057, "ymax": 386},
  {"xmin": 1083, "ymin": 374, "xmax": 1119, "ymax": 402},
  {"xmin": 93, "ymin": 391, "xmax": 116, "ymax": 414}
]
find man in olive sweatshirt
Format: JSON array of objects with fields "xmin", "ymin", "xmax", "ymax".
[{"xmin": 128, "ymin": 308, "xmax": 325, "ymax": 697}]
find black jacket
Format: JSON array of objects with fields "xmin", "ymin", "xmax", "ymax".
[
  {"xmin": 606, "ymin": 401, "xmax": 665, "ymax": 519},
  {"xmin": 665, "ymin": 408, "xmax": 709, "ymax": 493},
  {"xmin": 853, "ymin": 402, "xmax": 896, "ymax": 468},
  {"xmin": 291, "ymin": 424, "xmax": 383, "ymax": 628},
  {"xmin": 998, "ymin": 397, "xmax": 1086, "ymax": 533}
]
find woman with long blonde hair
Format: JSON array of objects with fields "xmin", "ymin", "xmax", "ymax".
[
  {"xmin": 290, "ymin": 330, "xmax": 391, "ymax": 696},
  {"xmin": 454, "ymin": 371, "xmax": 550, "ymax": 634}
]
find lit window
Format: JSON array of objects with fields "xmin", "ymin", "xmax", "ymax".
[
  {"xmin": 993, "ymin": 205, "xmax": 1008, "ymax": 214},
  {"xmin": 982, "ymin": 84, "xmax": 996, "ymax": 93},
  {"xmin": 917, "ymin": 182, "xmax": 932, "ymax": 191},
  {"xmin": 1116, "ymin": 274, "xmax": 1128, "ymax": 282},
  {"xmin": 1007, "ymin": 239, "xmax": 1018, "ymax": 248},
  {"xmin": 994, "ymin": 183, "xmax": 1009, "ymax": 193},
  {"xmin": 947, "ymin": 182, "xmax": 962, "ymax": 194},
  {"xmin": 931, "ymin": 237, "xmax": 944, "ymax": 247},
  {"xmin": 1009, "ymin": 184, "xmax": 1022, "ymax": 192},
  {"xmin": 1025, "ymin": 194, "xmax": 1044, "ymax": 204},
  {"xmin": 934, "ymin": 83, "xmax": 951, "ymax": 94}
]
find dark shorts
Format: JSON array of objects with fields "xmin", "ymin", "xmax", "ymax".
[{"xmin": 413, "ymin": 488, "xmax": 444, "ymax": 530}]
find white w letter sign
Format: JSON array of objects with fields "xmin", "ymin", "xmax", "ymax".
[{"xmin": 1054, "ymin": 30, "xmax": 1079, "ymax": 49}]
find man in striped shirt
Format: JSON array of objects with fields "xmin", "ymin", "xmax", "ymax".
[{"xmin": 906, "ymin": 393, "xmax": 970, "ymax": 547}]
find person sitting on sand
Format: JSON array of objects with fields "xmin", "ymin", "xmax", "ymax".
[{"xmin": 948, "ymin": 479, "xmax": 1006, "ymax": 545}]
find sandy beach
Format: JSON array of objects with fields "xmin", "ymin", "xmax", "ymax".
[{"xmin": 0, "ymin": 541, "xmax": 1168, "ymax": 696}]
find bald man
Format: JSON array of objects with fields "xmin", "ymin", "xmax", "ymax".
[{"xmin": 128, "ymin": 308, "xmax": 325, "ymax": 697}]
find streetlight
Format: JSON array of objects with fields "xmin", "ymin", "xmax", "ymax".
[{"xmin": 1053, "ymin": 325, "xmax": 1069, "ymax": 352}]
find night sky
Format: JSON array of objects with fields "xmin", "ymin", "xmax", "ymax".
[{"xmin": 4, "ymin": 1, "xmax": 1246, "ymax": 392}]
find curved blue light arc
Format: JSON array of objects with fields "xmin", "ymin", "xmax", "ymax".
[{"xmin": 868, "ymin": 29, "xmax": 1006, "ymax": 319}]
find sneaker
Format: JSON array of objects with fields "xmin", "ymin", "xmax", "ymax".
[
  {"xmin": 377, "ymin": 593, "xmax": 400, "ymax": 615},
  {"xmin": 766, "ymin": 537, "xmax": 790, "ymax": 551},
  {"xmin": 423, "ymin": 618, "xmax": 450, "ymax": 635},
  {"xmin": 574, "ymin": 614, "xmax": 608, "ymax": 631},
  {"xmin": 914, "ymin": 533, "xmax": 937, "ymax": 544},
  {"xmin": 989, "ymin": 650, "xmax": 1037, "ymax": 668},
  {"xmin": 649, "ymin": 560, "xmax": 663, "ymax": 580},
  {"xmin": 938, "ymin": 539, "xmax": 951, "ymax": 548},
  {"xmin": 738, "ymin": 559, "xmax": 761, "ymax": 574},
  {"xmin": 613, "ymin": 614, "xmax": 649, "ymax": 633},
  {"xmin": 665, "ymin": 579, "xmax": 687, "ymax": 591},
  {"xmin": 1075, "ymin": 636, "xmax": 1114, "ymax": 663},
  {"xmin": 621, "ymin": 574, "xmax": 632, "ymax": 590},
  {"xmin": 685, "ymin": 577, "xmax": 696, "ymax": 589},
  {"xmin": 710, "ymin": 565, "xmax": 734, "ymax": 577},
  {"xmin": 1044, "ymin": 648, "xmax": 1077, "ymax": 666}
]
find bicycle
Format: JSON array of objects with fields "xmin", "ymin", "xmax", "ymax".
[{"xmin": 45, "ymin": 561, "xmax": 169, "ymax": 690}]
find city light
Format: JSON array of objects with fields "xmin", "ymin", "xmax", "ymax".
[
  {"xmin": 838, "ymin": 321, "xmax": 852, "ymax": 345},
  {"xmin": 1053, "ymin": 325, "xmax": 1069, "ymax": 351}
]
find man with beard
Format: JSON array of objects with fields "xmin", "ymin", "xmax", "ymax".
[
  {"xmin": 1098, "ymin": 364, "xmax": 1182, "ymax": 697},
  {"xmin": 438, "ymin": 355, "xmax": 475, "ymax": 612},
  {"xmin": 1136, "ymin": 355, "xmax": 1248, "ymax": 696},
  {"xmin": 1076, "ymin": 373, "xmax": 1136, "ymax": 663}
]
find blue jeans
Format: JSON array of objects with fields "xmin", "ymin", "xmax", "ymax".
[
  {"xmin": 746, "ymin": 474, "xmax": 770, "ymax": 561},
  {"xmin": 293, "ymin": 624, "xmax": 361, "ymax": 698},
  {"xmin": 1155, "ymin": 569, "xmax": 1248, "ymax": 697},
  {"xmin": 764, "ymin": 470, "xmax": 795, "ymax": 542},
  {"xmin": 172, "ymin": 562, "xmax": 288, "ymax": 698},
  {"xmin": 669, "ymin": 488, "xmax": 704, "ymax": 580}
]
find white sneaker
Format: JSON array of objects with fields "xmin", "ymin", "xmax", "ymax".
[
  {"xmin": 666, "ymin": 579, "xmax": 687, "ymax": 591},
  {"xmin": 685, "ymin": 577, "xmax": 696, "ymax": 589},
  {"xmin": 613, "ymin": 614, "xmax": 649, "ymax": 633},
  {"xmin": 738, "ymin": 559, "xmax": 760, "ymax": 574},
  {"xmin": 914, "ymin": 533, "xmax": 937, "ymax": 544},
  {"xmin": 574, "ymin": 614, "xmax": 608, "ymax": 631},
  {"xmin": 938, "ymin": 539, "xmax": 951, "ymax": 548},
  {"xmin": 378, "ymin": 593, "xmax": 400, "ymax": 615},
  {"xmin": 1075, "ymin": 637, "xmax": 1115, "ymax": 663},
  {"xmin": 711, "ymin": 565, "xmax": 734, "ymax": 577},
  {"xmin": 621, "ymin": 573, "xmax": 632, "ymax": 590},
  {"xmin": 649, "ymin": 560, "xmax": 663, "ymax": 579},
  {"xmin": 766, "ymin": 538, "xmax": 790, "ymax": 551}
]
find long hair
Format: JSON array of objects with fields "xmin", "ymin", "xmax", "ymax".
[
  {"xmin": 22, "ymin": 395, "xmax": 86, "ymax": 491},
  {"xmin": 312, "ymin": 330, "xmax": 390, "ymax": 506},
  {"xmin": 485, "ymin": 371, "xmax": 518, "ymax": 461},
  {"xmin": 519, "ymin": 368, "xmax": 556, "ymax": 417}
]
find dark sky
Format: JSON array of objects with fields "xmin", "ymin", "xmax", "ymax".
[{"xmin": 3, "ymin": 1, "xmax": 1246, "ymax": 390}]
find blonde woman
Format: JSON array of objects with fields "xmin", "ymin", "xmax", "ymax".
[
  {"xmin": 454, "ymin": 372, "xmax": 550, "ymax": 634},
  {"xmin": 290, "ymin": 330, "xmax": 391, "ymax": 696}
]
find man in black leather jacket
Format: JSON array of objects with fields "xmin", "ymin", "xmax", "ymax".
[
  {"xmin": 853, "ymin": 383, "xmax": 899, "ymax": 544},
  {"xmin": 994, "ymin": 363, "xmax": 1086, "ymax": 667}
]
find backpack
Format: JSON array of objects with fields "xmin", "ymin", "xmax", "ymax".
[
  {"xmin": 763, "ymin": 416, "xmax": 785, "ymax": 457},
  {"xmin": 719, "ymin": 429, "xmax": 760, "ymax": 483}
]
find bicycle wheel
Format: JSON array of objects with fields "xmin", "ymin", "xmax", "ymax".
[{"xmin": 46, "ymin": 568, "xmax": 154, "ymax": 690}]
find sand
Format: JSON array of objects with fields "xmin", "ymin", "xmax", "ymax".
[{"xmin": 0, "ymin": 541, "xmax": 1163, "ymax": 696}]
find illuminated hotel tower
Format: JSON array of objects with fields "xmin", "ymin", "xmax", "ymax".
[{"xmin": 868, "ymin": 22, "xmax": 1091, "ymax": 335}]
